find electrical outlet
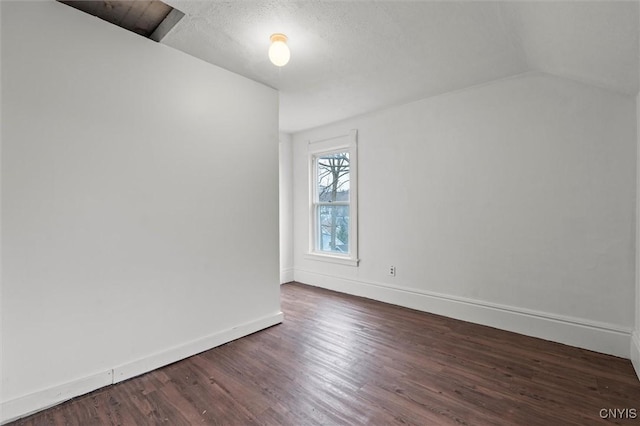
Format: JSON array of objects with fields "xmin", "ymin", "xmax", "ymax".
[{"xmin": 389, "ymin": 265, "xmax": 396, "ymax": 276}]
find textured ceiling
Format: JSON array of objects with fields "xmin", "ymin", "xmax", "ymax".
[{"xmin": 161, "ymin": 1, "xmax": 639, "ymax": 133}]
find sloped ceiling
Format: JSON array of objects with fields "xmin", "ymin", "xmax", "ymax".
[
  {"xmin": 161, "ymin": 1, "xmax": 639, "ymax": 133},
  {"xmin": 501, "ymin": 1, "xmax": 638, "ymax": 95},
  {"xmin": 59, "ymin": 0, "xmax": 175, "ymax": 38}
]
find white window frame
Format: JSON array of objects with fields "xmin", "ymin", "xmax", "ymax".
[{"xmin": 306, "ymin": 129, "xmax": 359, "ymax": 267}]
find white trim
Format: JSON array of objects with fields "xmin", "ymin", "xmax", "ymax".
[
  {"xmin": 1, "ymin": 313, "xmax": 283, "ymax": 424},
  {"xmin": 307, "ymin": 129, "xmax": 359, "ymax": 264},
  {"xmin": 304, "ymin": 253, "xmax": 359, "ymax": 267},
  {"xmin": 307, "ymin": 133, "xmax": 351, "ymax": 147},
  {"xmin": 632, "ymin": 332, "xmax": 640, "ymax": 381},
  {"xmin": 280, "ymin": 268, "xmax": 294, "ymax": 284},
  {"xmin": 1, "ymin": 370, "xmax": 114, "ymax": 425},
  {"xmin": 293, "ymin": 268, "xmax": 632, "ymax": 358},
  {"xmin": 112, "ymin": 312, "xmax": 283, "ymax": 383}
]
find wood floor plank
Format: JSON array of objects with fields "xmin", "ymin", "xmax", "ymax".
[{"xmin": 9, "ymin": 282, "xmax": 640, "ymax": 425}]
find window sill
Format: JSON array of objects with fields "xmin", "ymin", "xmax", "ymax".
[{"xmin": 305, "ymin": 252, "xmax": 360, "ymax": 267}]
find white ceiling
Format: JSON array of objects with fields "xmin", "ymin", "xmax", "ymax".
[{"xmin": 161, "ymin": 1, "xmax": 639, "ymax": 133}]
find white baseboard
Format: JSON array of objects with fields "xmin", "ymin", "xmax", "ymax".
[
  {"xmin": 112, "ymin": 312, "xmax": 283, "ymax": 383},
  {"xmin": 294, "ymin": 268, "xmax": 632, "ymax": 359},
  {"xmin": 1, "ymin": 370, "xmax": 114, "ymax": 425},
  {"xmin": 280, "ymin": 268, "xmax": 294, "ymax": 284},
  {"xmin": 632, "ymin": 332, "xmax": 640, "ymax": 380},
  {"xmin": 1, "ymin": 312, "xmax": 283, "ymax": 425}
]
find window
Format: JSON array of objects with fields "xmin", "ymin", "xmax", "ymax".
[
  {"xmin": 316, "ymin": 151, "xmax": 350, "ymax": 253},
  {"xmin": 307, "ymin": 130, "xmax": 358, "ymax": 266}
]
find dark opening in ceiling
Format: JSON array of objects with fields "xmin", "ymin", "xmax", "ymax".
[{"xmin": 58, "ymin": 0, "xmax": 184, "ymax": 41}]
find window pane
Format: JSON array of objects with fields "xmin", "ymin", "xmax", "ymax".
[
  {"xmin": 318, "ymin": 205, "xmax": 349, "ymax": 254},
  {"xmin": 317, "ymin": 152, "xmax": 349, "ymax": 202}
]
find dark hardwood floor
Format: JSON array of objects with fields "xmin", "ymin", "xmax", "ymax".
[{"xmin": 10, "ymin": 282, "xmax": 640, "ymax": 425}]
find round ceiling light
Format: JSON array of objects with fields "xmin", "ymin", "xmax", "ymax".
[{"xmin": 269, "ymin": 33, "xmax": 290, "ymax": 67}]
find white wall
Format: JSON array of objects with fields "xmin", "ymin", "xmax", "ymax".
[
  {"xmin": 633, "ymin": 91, "xmax": 640, "ymax": 378},
  {"xmin": 279, "ymin": 132, "xmax": 294, "ymax": 283},
  {"xmin": 292, "ymin": 72, "xmax": 636, "ymax": 358},
  {"xmin": 1, "ymin": 1, "xmax": 281, "ymax": 422},
  {"xmin": 633, "ymin": 3, "xmax": 640, "ymax": 380},
  {"xmin": 0, "ymin": 0, "xmax": 4, "ymax": 411}
]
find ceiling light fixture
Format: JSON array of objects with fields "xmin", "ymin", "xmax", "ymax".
[{"xmin": 269, "ymin": 33, "xmax": 290, "ymax": 67}]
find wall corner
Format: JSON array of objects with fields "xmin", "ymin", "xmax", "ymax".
[{"xmin": 632, "ymin": 331, "xmax": 640, "ymax": 380}]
